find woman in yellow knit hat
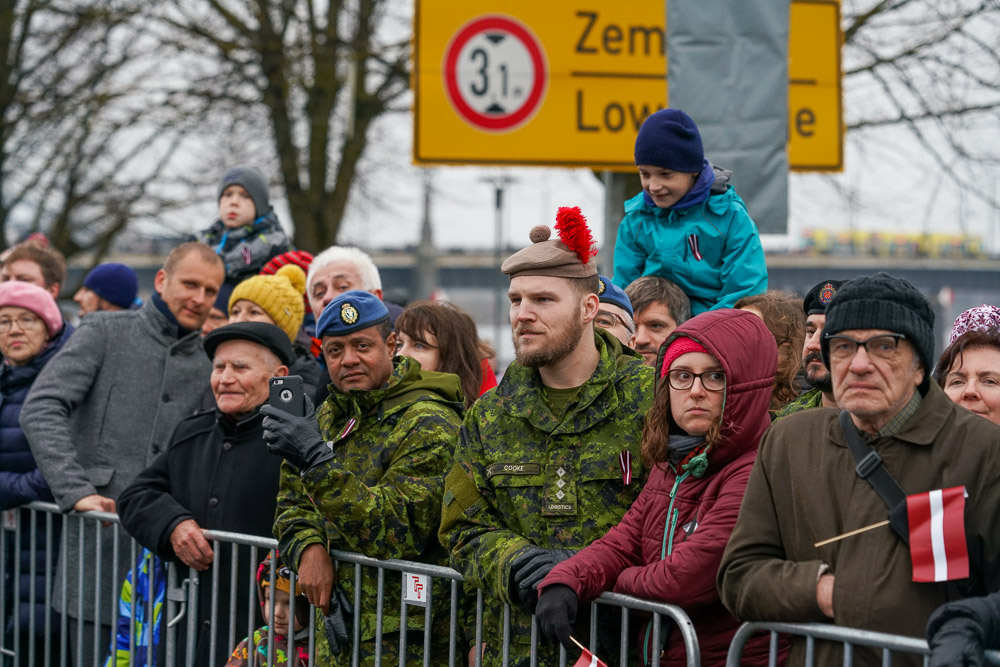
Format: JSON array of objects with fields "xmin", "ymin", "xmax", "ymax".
[{"xmin": 228, "ymin": 264, "xmax": 322, "ymax": 394}]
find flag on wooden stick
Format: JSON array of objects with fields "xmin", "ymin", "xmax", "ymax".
[
  {"xmin": 906, "ymin": 486, "xmax": 969, "ymax": 582},
  {"xmin": 572, "ymin": 647, "xmax": 608, "ymax": 667},
  {"xmin": 568, "ymin": 636, "xmax": 608, "ymax": 667}
]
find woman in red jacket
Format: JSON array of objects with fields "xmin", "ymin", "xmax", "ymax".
[{"xmin": 535, "ymin": 308, "xmax": 778, "ymax": 666}]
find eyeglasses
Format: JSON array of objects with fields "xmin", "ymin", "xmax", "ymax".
[
  {"xmin": 595, "ymin": 310, "xmax": 634, "ymax": 335},
  {"xmin": 824, "ymin": 333, "xmax": 907, "ymax": 361},
  {"xmin": 665, "ymin": 369, "xmax": 726, "ymax": 392},
  {"xmin": 0, "ymin": 314, "xmax": 43, "ymax": 333}
]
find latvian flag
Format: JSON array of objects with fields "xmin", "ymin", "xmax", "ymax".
[
  {"xmin": 905, "ymin": 486, "xmax": 969, "ymax": 582},
  {"xmin": 572, "ymin": 648, "xmax": 608, "ymax": 667}
]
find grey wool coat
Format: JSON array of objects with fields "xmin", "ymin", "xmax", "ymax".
[{"xmin": 20, "ymin": 299, "xmax": 211, "ymax": 623}]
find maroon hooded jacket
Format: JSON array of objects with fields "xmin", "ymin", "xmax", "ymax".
[{"xmin": 539, "ymin": 309, "xmax": 779, "ymax": 666}]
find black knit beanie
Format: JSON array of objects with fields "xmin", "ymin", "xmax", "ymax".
[
  {"xmin": 218, "ymin": 165, "xmax": 270, "ymax": 219},
  {"xmin": 821, "ymin": 273, "xmax": 934, "ymax": 391}
]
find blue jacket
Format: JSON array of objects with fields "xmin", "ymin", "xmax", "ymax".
[
  {"xmin": 1, "ymin": 322, "xmax": 73, "ymax": 632},
  {"xmin": 104, "ymin": 549, "xmax": 165, "ymax": 667},
  {"xmin": 611, "ymin": 176, "xmax": 767, "ymax": 315}
]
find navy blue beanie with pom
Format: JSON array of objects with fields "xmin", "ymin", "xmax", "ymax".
[{"xmin": 633, "ymin": 109, "xmax": 704, "ymax": 173}]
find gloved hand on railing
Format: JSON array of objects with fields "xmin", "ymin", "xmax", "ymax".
[
  {"xmin": 535, "ymin": 584, "xmax": 578, "ymax": 652},
  {"xmin": 261, "ymin": 402, "xmax": 332, "ymax": 474},
  {"xmin": 927, "ymin": 593, "xmax": 1000, "ymax": 667},
  {"xmin": 324, "ymin": 584, "xmax": 354, "ymax": 656},
  {"xmin": 508, "ymin": 547, "xmax": 576, "ymax": 614}
]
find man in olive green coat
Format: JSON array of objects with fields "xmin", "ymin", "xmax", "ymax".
[
  {"xmin": 719, "ymin": 273, "xmax": 1000, "ymax": 667},
  {"xmin": 264, "ymin": 290, "xmax": 463, "ymax": 665},
  {"xmin": 439, "ymin": 210, "xmax": 655, "ymax": 666}
]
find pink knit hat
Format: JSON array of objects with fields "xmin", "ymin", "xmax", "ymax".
[
  {"xmin": 950, "ymin": 305, "xmax": 1000, "ymax": 345},
  {"xmin": 660, "ymin": 336, "xmax": 710, "ymax": 378},
  {"xmin": 0, "ymin": 281, "xmax": 62, "ymax": 338}
]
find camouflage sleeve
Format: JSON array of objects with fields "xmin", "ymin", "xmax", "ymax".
[
  {"xmin": 300, "ymin": 402, "xmax": 460, "ymax": 560},
  {"xmin": 438, "ymin": 410, "xmax": 532, "ymax": 606},
  {"xmin": 273, "ymin": 460, "xmax": 328, "ymax": 571}
]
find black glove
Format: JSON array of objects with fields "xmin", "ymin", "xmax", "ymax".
[
  {"xmin": 508, "ymin": 547, "xmax": 576, "ymax": 614},
  {"xmin": 927, "ymin": 594, "xmax": 1000, "ymax": 667},
  {"xmin": 261, "ymin": 403, "xmax": 332, "ymax": 473},
  {"xmin": 324, "ymin": 585, "xmax": 354, "ymax": 657},
  {"xmin": 535, "ymin": 584, "xmax": 578, "ymax": 652}
]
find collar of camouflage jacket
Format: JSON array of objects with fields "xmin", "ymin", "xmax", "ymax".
[
  {"xmin": 496, "ymin": 328, "xmax": 644, "ymax": 433},
  {"xmin": 322, "ymin": 355, "xmax": 465, "ymax": 424}
]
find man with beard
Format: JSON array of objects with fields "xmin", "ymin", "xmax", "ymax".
[
  {"xmin": 439, "ymin": 208, "xmax": 654, "ymax": 666},
  {"xmin": 774, "ymin": 279, "xmax": 844, "ymax": 419}
]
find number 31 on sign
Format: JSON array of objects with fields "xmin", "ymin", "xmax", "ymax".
[{"xmin": 443, "ymin": 15, "xmax": 548, "ymax": 133}]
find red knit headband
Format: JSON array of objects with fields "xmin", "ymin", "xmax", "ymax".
[{"xmin": 660, "ymin": 337, "xmax": 710, "ymax": 378}]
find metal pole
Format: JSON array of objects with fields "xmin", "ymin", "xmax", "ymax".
[
  {"xmin": 480, "ymin": 175, "xmax": 516, "ymax": 353},
  {"xmin": 495, "ymin": 184, "xmax": 505, "ymax": 350}
]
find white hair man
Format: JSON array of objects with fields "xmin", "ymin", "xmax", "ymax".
[{"xmin": 306, "ymin": 246, "xmax": 383, "ymax": 317}]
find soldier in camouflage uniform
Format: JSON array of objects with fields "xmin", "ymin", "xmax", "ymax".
[
  {"xmin": 439, "ymin": 209, "xmax": 655, "ymax": 666},
  {"xmin": 263, "ymin": 290, "xmax": 464, "ymax": 665},
  {"xmin": 774, "ymin": 279, "xmax": 844, "ymax": 420}
]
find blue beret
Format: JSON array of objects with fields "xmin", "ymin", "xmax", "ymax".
[
  {"xmin": 316, "ymin": 290, "xmax": 389, "ymax": 337},
  {"xmin": 598, "ymin": 276, "xmax": 634, "ymax": 318}
]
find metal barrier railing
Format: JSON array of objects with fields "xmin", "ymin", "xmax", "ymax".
[
  {"xmin": 726, "ymin": 621, "xmax": 929, "ymax": 666},
  {"xmin": 1, "ymin": 502, "xmax": 702, "ymax": 667},
  {"xmin": 727, "ymin": 620, "xmax": 1000, "ymax": 666}
]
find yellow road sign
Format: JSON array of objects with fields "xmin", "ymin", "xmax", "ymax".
[
  {"xmin": 413, "ymin": 0, "xmax": 842, "ymax": 171},
  {"xmin": 789, "ymin": 0, "xmax": 843, "ymax": 170}
]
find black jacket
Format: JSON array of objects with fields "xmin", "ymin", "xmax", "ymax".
[{"xmin": 117, "ymin": 406, "xmax": 284, "ymax": 666}]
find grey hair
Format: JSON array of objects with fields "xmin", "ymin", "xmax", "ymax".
[{"xmin": 307, "ymin": 246, "xmax": 382, "ymax": 294}]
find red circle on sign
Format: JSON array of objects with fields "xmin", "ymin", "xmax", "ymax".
[{"xmin": 443, "ymin": 15, "xmax": 548, "ymax": 132}]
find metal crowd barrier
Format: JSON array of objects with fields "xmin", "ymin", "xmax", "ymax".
[
  {"xmin": 726, "ymin": 621, "xmax": 929, "ymax": 666},
  {"xmin": 726, "ymin": 621, "xmax": 1000, "ymax": 666},
  {"xmin": 1, "ymin": 502, "xmax": 702, "ymax": 666}
]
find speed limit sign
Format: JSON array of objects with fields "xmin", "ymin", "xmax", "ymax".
[{"xmin": 443, "ymin": 15, "xmax": 548, "ymax": 132}]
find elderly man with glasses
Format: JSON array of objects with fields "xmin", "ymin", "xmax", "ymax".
[{"xmin": 719, "ymin": 272, "xmax": 1000, "ymax": 667}]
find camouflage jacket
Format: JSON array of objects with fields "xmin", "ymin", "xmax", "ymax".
[
  {"xmin": 273, "ymin": 357, "xmax": 463, "ymax": 656},
  {"xmin": 439, "ymin": 330, "xmax": 654, "ymax": 661},
  {"xmin": 773, "ymin": 386, "xmax": 824, "ymax": 421}
]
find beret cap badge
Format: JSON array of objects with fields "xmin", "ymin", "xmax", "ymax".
[
  {"xmin": 819, "ymin": 283, "xmax": 837, "ymax": 306},
  {"xmin": 598, "ymin": 279, "xmax": 607, "ymax": 295},
  {"xmin": 341, "ymin": 303, "xmax": 359, "ymax": 325}
]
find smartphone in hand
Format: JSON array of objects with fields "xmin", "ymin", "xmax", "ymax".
[{"xmin": 269, "ymin": 375, "xmax": 305, "ymax": 417}]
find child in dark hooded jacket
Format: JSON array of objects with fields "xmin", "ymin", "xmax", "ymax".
[{"xmin": 195, "ymin": 166, "xmax": 294, "ymax": 286}]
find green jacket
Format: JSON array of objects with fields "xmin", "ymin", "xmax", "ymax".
[
  {"xmin": 773, "ymin": 386, "xmax": 824, "ymax": 421},
  {"xmin": 439, "ymin": 330, "xmax": 654, "ymax": 664},
  {"xmin": 273, "ymin": 357, "xmax": 463, "ymax": 661}
]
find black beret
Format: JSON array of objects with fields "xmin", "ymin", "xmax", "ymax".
[
  {"xmin": 802, "ymin": 280, "xmax": 846, "ymax": 315},
  {"xmin": 203, "ymin": 321, "xmax": 295, "ymax": 366}
]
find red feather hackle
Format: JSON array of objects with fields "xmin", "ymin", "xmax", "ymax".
[{"xmin": 554, "ymin": 206, "xmax": 597, "ymax": 265}]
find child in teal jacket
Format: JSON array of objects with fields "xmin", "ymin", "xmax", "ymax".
[{"xmin": 612, "ymin": 109, "xmax": 767, "ymax": 315}]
